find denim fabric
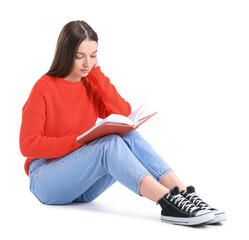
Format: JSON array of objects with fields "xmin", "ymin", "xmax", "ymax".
[{"xmin": 29, "ymin": 130, "xmax": 173, "ymax": 205}]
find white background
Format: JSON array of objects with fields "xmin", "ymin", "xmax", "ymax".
[{"xmin": 1, "ymin": 0, "xmax": 248, "ymax": 239}]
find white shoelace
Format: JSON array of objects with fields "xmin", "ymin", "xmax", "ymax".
[
  {"xmin": 186, "ymin": 192, "xmax": 210, "ymax": 209},
  {"xmin": 166, "ymin": 194, "xmax": 198, "ymax": 213}
]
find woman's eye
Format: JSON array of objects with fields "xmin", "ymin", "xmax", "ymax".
[{"xmin": 76, "ymin": 55, "xmax": 97, "ymax": 59}]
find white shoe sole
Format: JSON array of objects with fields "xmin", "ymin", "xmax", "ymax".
[
  {"xmin": 206, "ymin": 212, "xmax": 227, "ymax": 224},
  {"xmin": 161, "ymin": 212, "xmax": 215, "ymax": 226}
]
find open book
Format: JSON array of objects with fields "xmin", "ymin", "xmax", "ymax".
[{"xmin": 75, "ymin": 103, "xmax": 157, "ymax": 144}]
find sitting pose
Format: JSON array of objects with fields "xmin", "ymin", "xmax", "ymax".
[{"xmin": 19, "ymin": 20, "xmax": 226, "ymax": 226}]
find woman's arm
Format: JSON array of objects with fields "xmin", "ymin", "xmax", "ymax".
[
  {"xmin": 19, "ymin": 82, "xmax": 83, "ymax": 159},
  {"xmin": 85, "ymin": 64, "xmax": 132, "ymax": 119}
]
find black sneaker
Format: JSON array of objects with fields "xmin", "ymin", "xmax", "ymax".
[
  {"xmin": 181, "ymin": 185, "xmax": 227, "ymax": 224},
  {"xmin": 157, "ymin": 186, "xmax": 215, "ymax": 225}
]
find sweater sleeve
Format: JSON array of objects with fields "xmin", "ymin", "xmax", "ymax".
[
  {"xmin": 85, "ymin": 66, "xmax": 132, "ymax": 119},
  {"xmin": 19, "ymin": 82, "xmax": 84, "ymax": 159}
]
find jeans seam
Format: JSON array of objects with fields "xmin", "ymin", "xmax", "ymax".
[
  {"xmin": 131, "ymin": 151, "xmax": 165, "ymax": 182},
  {"xmin": 106, "ymin": 145, "xmax": 151, "ymax": 194},
  {"xmin": 106, "ymin": 145, "xmax": 144, "ymax": 178},
  {"xmin": 122, "ymin": 134, "xmax": 166, "ymax": 181}
]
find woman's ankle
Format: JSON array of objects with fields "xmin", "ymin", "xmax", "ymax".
[{"xmin": 139, "ymin": 175, "xmax": 169, "ymax": 202}]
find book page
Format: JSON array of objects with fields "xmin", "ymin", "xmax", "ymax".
[
  {"xmin": 105, "ymin": 114, "xmax": 134, "ymax": 125},
  {"xmin": 127, "ymin": 103, "xmax": 149, "ymax": 125},
  {"xmin": 136, "ymin": 112, "xmax": 158, "ymax": 126}
]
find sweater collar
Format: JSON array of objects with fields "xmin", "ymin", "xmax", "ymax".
[{"xmin": 55, "ymin": 77, "xmax": 83, "ymax": 88}]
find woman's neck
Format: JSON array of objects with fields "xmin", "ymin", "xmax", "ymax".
[{"xmin": 64, "ymin": 74, "xmax": 81, "ymax": 83}]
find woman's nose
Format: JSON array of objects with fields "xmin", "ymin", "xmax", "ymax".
[{"xmin": 83, "ymin": 58, "xmax": 90, "ymax": 67}]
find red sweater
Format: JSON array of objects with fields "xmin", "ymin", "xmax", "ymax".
[{"xmin": 19, "ymin": 66, "xmax": 131, "ymax": 176}]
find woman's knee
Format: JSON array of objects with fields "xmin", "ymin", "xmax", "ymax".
[
  {"xmin": 104, "ymin": 133, "xmax": 123, "ymax": 141},
  {"xmin": 121, "ymin": 130, "xmax": 142, "ymax": 141},
  {"xmin": 100, "ymin": 134, "xmax": 125, "ymax": 148},
  {"xmin": 123, "ymin": 129, "xmax": 140, "ymax": 137}
]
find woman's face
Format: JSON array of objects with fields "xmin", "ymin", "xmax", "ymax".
[{"xmin": 66, "ymin": 40, "xmax": 98, "ymax": 82}]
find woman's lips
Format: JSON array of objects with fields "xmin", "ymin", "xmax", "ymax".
[{"xmin": 81, "ymin": 69, "xmax": 89, "ymax": 73}]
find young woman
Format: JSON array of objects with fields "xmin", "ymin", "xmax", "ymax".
[{"xmin": 19, "ymin": 20, "xmax": 226, "ymax": 226}]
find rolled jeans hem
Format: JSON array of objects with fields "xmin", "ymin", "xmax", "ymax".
[
  {"xmin": 136, "ymin": 172, "xmax": 152, "ymax": 196},
  {"xmin": 158, "ymin": 168, "xmax": 174, "ymax": 183}
]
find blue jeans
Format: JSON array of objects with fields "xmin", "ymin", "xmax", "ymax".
[{"xmin": 29, "ymin": 130, "xmax": 173, "ymax": 205}]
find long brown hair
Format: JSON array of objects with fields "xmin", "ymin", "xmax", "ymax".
[{"xmin": 45, "ymin": 20, "xmax": 98, "ymax": 96}]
